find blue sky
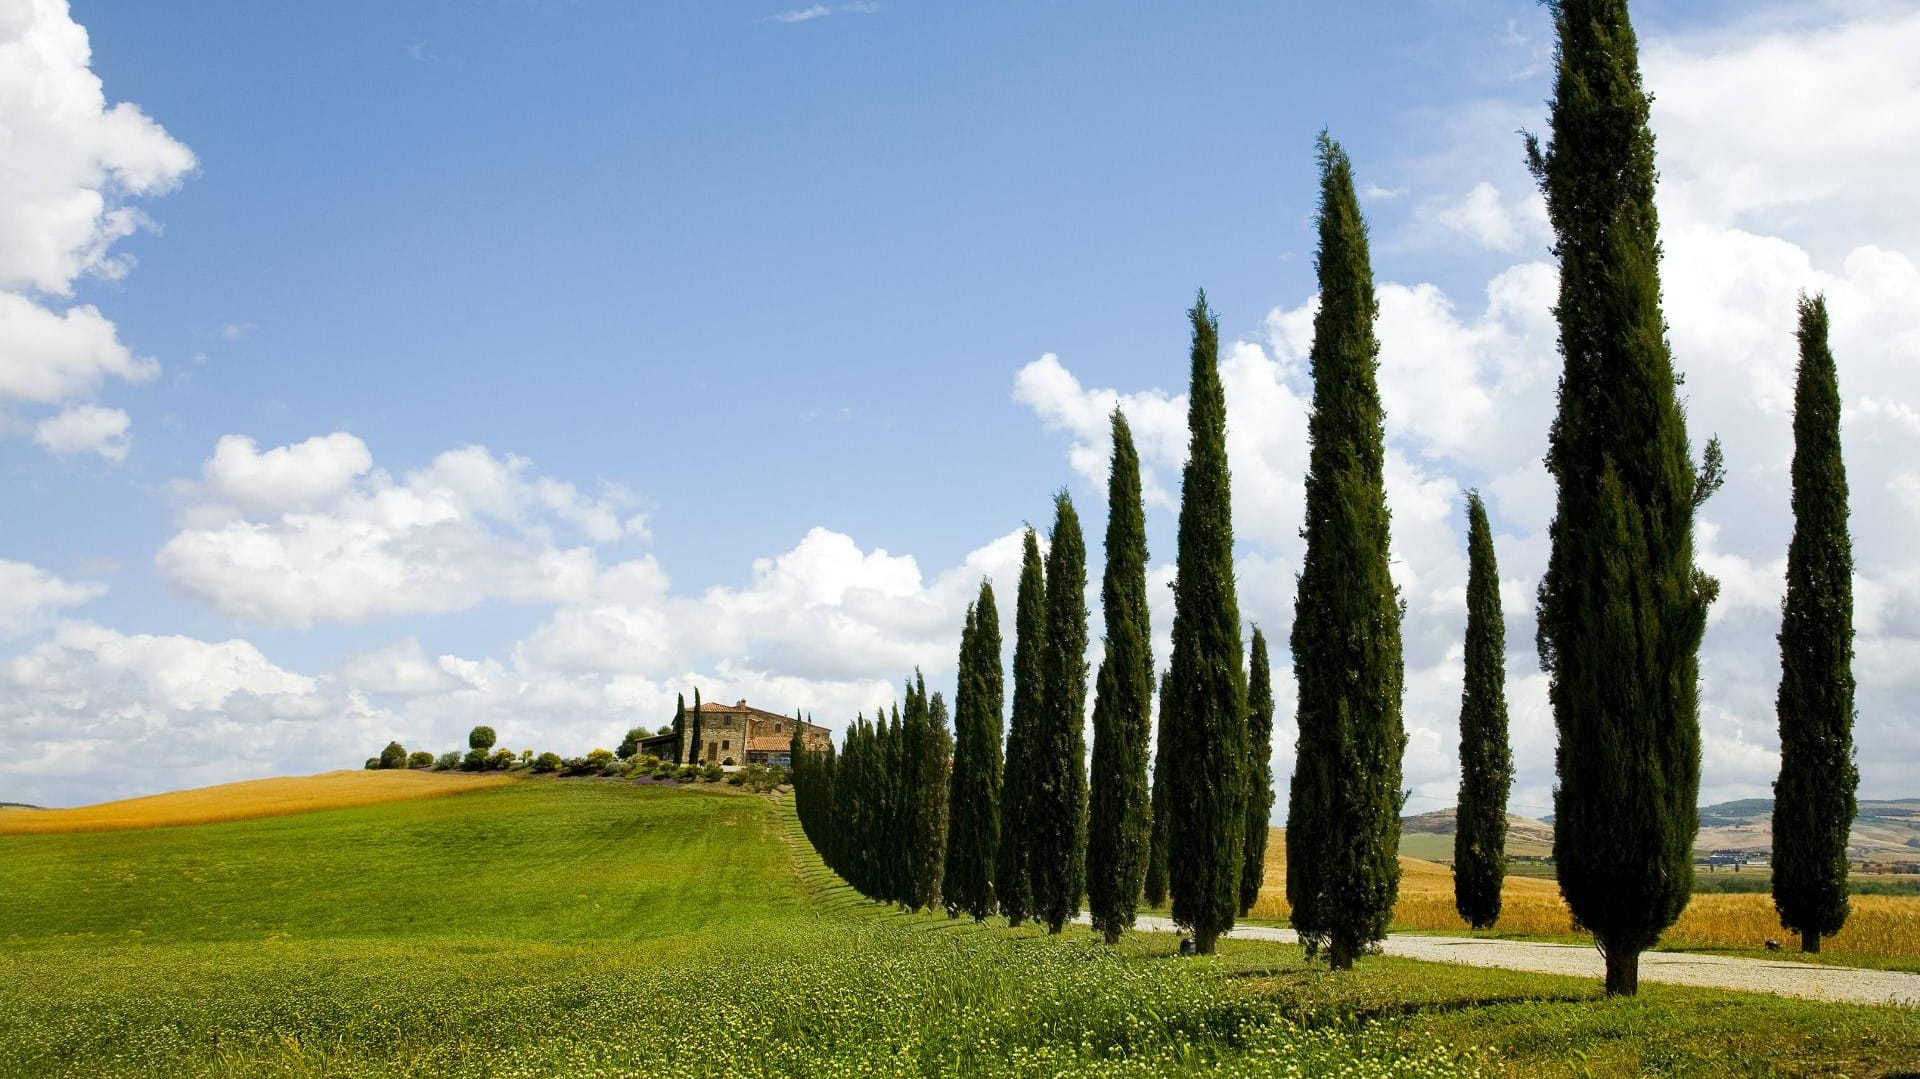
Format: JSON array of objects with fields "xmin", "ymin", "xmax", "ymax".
[{"xmin": 5, "ymin": 0, "xmax": 1919, "ymax": 810}]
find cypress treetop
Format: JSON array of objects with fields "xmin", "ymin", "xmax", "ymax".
[
  {"xmin": 1772, "ymin": 293, "xmax": 1857, "ymax": 955},
  {"xmin": 1240, "ymin": 628, "xmax": 1275, "ymax": 918},
  {"xmin": 1088, "ymin": 409, "xmax": 1156, "ymax": 944},
  {"xmin": 1164, "ymin": 290, "xmax": 1249, "ymax": 955},
  {"xmin": 1454, "ymin": 490, "xmax": 1512, "ymax": 931},
  {"xmin": 1284, "ymin": 133, "xmax": 1405, "ymax": 970},
  {"xmin": 1528, "ymin": 0, "xmax": 1722, "ymax": 996},
  {"xmin": 998, "ymin": 527, "xmax": 1047, "ymax": 926},
  {"xmin": 1034, "ymin": 490, "xmax": 1090, "ymax": 934}
]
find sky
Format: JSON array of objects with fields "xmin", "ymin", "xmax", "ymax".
[{"xmin": 2, "ymin": 0, "xmax": 1917, "ymax": 813}]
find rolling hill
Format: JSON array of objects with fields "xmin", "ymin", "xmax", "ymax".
[{"xmin": 1402, "ymin": 799, "xmax": 1920, "ymax": 862}]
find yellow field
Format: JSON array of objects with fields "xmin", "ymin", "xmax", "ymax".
[
  {"xmin": 0, "ymin": 770, "xmax": 511, "ymax": 836},
  {"xmin": 1245, "ymin": 828, "xmax": 1920, "ymax": 959}
]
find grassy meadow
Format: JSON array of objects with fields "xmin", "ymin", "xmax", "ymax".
[{"xmin": 3, "ymin": 776, "xmax": 1917, "ymax": 1076}]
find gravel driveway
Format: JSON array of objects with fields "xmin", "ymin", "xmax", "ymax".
[{"xmin": 1116, "ymin": 914, "xmax": 1920, "ymax": 1007}]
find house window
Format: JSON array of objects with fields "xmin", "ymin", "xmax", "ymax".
[
  {"xmin": 774, "ymin": 723, "xmax": 782, "ymax": 733},
  {"xmin": 722, "ymin": 739, "xmax": 730, "ymax": 751}
]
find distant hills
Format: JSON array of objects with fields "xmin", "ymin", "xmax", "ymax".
[{"xmin": 1402, "ymin": 798, "xmax": 1920, "ymax": 861}]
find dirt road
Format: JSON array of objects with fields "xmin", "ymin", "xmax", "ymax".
[{"xmin": 1118, "ymin": 914, "xmax": 1920, "ymax": 1007}]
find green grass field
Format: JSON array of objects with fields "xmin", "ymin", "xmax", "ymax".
[{"xmin": 3, "ymin": 778, "xmax": 1916, "ymax": 1077}]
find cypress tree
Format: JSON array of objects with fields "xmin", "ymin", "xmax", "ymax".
[
  {"xmin": 946, "ymin": 582, "xmax": 1006, "ymax": 921},
  {"xmin": 1034, "ymin": 491, "xmax": 1090, "ymax": 934},
  {"xmin": 690, "ymin": 689, "xmax": 704, "ymax": 766},
  {"xmin": 998, "ymin": 527, "xmax": 1046, "ymax": 926},
  {"xmin": 1286, "ymin": 134, "xmax": 1405, "ymax": 971},
  {"xmin": 672, "ymin": 694, "xmax": 686, "ymax": 764},
  {"xmin": 1088, "ymin": 410, "xmax": 1155, "ymax": 944},
  {"xmin": 1772, "ymin": 294, "xmax": 1857, "ymax": 955},
  {"xmin": 1144, "ymin": 669, "xmax": 1174, "ymax": 908},
  {"xmin": 1454, "ymin": 490, "xmax": 1513, "ymax": 930},
  {"xmin": 920, "ymin": 689, "xmax": 954, "ymax": 911},
  {"xmin": 1240, "ymin": 628, "xmax": 1275, "ymax": 917},
  {"xmin": 1528, "ymin": 0, "xmax": 1724, "ymax": 996},
  {"xmin": 1165, "ymin": 291, "xmax": 1249, "ymax": 955}
]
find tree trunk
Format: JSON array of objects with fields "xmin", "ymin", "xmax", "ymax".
[
  {"xmin": 1194, "ymin": 929, "xmax": 1219, "ymax": 955},
  {"xmin": 1103, "ymin": 926, "xmax": 1122, "ymax": 946},
  {"xmin": 1602, "ymin": 945, "xmax": 1640, "ymax": 996},
  {"xmin": 1328, "ymin": 938, "xmax": 1356, "ymax": 971},
  {"xmin": 1007, "ymin": 914, "xmax": 1025, "ymax": 929},
  {"xmin": 1802, "ymin": 928, "xmax": 1821, "ymax": 954}
]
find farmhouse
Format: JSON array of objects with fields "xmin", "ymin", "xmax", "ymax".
[{"xmin": 637, "ymin": 699, "xmax": 832, "ymax": 767}]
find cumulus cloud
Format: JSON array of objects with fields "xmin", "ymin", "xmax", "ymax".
[
  {"xmin": 0, "ymin": 0, "xmax": 193, "ymax": 454},
  {"xmin": 32, "ymin": 402, "xmax": 130, "ymax": 461},
  {"xmin": 0, "ymin": 559, "xmax": 105, "ymax": 638},
  {"xmin": 157, "ymin": 436, "xmax": 646, "ymax": 627}
]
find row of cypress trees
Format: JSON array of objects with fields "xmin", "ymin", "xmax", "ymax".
[
  {"xmin": 791, "ymin": 674, "xmax": 951, "ymax": 911},
  {"xmin": 794, "ymin": 0, "xmax": 1858, "ymax": 994}
]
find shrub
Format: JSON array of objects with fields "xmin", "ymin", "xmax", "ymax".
[
  {"xmin": 640, "ymin": 754, "xmax": 661, "ymax": 771},
  {"xmin": 435, "ymin": 751, "xmax": 462, "ymax": 771},
  {"xmin": 379, "ymin": 741, "xmax": 408, "ymax": 770},
  {"xmin": 561, "ymin": 756, "xmax": 595, "ymax": 777},
  {"xmin": 462, "ymin": 749, "xmax": 487, "ymax": 772},
  {"xmin": 519, "ymin": 749, "xmax": 534, "ymax": 765},
  {"xmin": 364, "ymin": 758, "xmax": 380, "ymax": 770},
  {"xmin": 702, "ymin": 762, "xmax": 724, "ymax": 782},
  {"xmin": 532, "ymin": 752, "xmax": 562, "ymax": 774},
  {"xmin": 727, "ymin": 772, "xmax": 745, "ymax": 786},
  {"xmin": 733, "ymin": 764, "xmax": 784, "ymax": 794},
  {"xmin": 406, "ymin": 750, "xmax": 435, "ymax": 769},
  {"xmin": 468, "ymin": 726, "xmax": 497, "ymax": 752},
  {"xmin": 768, "ymin": 765, "xmax": 788, "ymax": 786},
  {"xmin": 586, "ymin": 748, "xmax": 615, "ymax": 767},
  {"xmin": 677, "ymin": 764, "xmax": 699, "ymax": 781},
  {"xmin": 487, "ymin": 748, "xmax": 516, "ymax": 771}
]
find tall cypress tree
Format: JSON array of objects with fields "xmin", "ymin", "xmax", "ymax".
[
  {"xmin": 1528, "ymin": 0, "xmax": 1723, "ymax": 996},
  {"xmin": 922, "ymin": 690, "xmax": 954, "ymax": 910},
  {"xmin": 1034, "ymin": 491, "xmax": 1090, "ymax": 934},
  {"xmin": 1772, "ymin": 294, "xmax": 1857, "ymax": 955},
  {"xmin": 672, "ymin": 694, "xmax": 687, "ymax": 765},
  {"xmin": 1239, "ymin": 628, "xmax": 1275, "ymax": 917},
  {"xmin": 947, "ymin": 582, "xmax": 1006, "ymax": 921},
  {"xmin": 998, "ymin": 527, "xmax": 1047, "ymax": 926},
  {"xmin": 690, "ymin": 689, "xmax": 704, "ymax": 766},
  {"xmin": 1088, "ymin": 410, "xmax": 1155, "ymax": 944},
  {"xmin": 1286, "ymin": 134, "xmax": 1405, "ymax": 971},
  {"xmin": 1165, "ymin": 291, "xmax": 1249, "ymax": 955},
  {"xmin": 1144, "ymin": 669, "xmax": 1174, "ymax": 908},
  {"xmin": 1454, "ymin": 490, "xmax": 1513, "ymax": 930}
]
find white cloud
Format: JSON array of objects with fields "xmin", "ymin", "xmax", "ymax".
[
  {"xmin": 200, "ymin": 432, "xmax": 375, "ymax": 512},
  {"xmin": 0, "ymin": 559, "xmax": 104, "ymax": 638},
  {"xmin": 0, "ymin": 0, "xmax": 193, "ymax": 456},
  {"xmin": 32, "ymin": 402, "xmax": 129, "ymax": 461},
  {"xmin": 1412, "ymin": 181, "xmax": 1544, "ymax": 253},
  {"xmin": 0, "ymin": 291, "xmax": 155, "ymax": 402},
  {"xmin": 158, "ymin": 436, "xmax": 644, "ymax": 627},
  {"xmin": 761, "ymin": 4, "xmax": 879, "ymax": 24}
]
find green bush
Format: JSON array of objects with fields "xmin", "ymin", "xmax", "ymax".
[
  {"xmin": 702, "ymin": 762, "xmax": 724, "ymax": 782},
  {"xmin": 532, "ymin": 752, "xmax": 563, "ymax": 774},
  {"xmin": 732, "ymin": 764, "xmax": 784, "ymax": 794},
  {"xmin": 721, "ymin": 756, "xmax": 736, "ymax": 767},
  {"xmin": 586, "ymin": 748, "xmax": 615, "ymax": 767},
  {"xmin": 640, "ymin": 754, "xmax": 661, "ymax": 771},
  {"xmin": 487, "ymin": 748, "xmax": 517, "ymax": 771},
  {"xmin": 677, "ymin": 764, "xmax": 698, "ymax": 781},
  {"xmin": 363, "ymin": 757, "xmax": 380, "ymax": 770},
  {"xmin": 468, "ymin": 726, "xmax": 497, "ymax": 752},
  {"xmin": 379, "ymin": 741, "xmax": 408, "ymax": 770},
  {"xmin": 561, "ymin": 757, "xmax": 596, "ymax": 777},
  {"xmin": 434, "ymin": 751, "xmax": 462, "ymax": 771},
  {"xmin": 406, "ymin": 750, "xmax": 435, "ymax": 769}
]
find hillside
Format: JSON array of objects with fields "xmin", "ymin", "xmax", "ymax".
[
  {"xmin": 0, "ymin": 770, "xmax": 509, "ymax": 836},
  {"xmin": 1397, "ymin": 808, "xmax": 1557, "ymax": 861},
  {"xmin": 1403, "ymin": 800, "xmax": 1920, "ymax": 862}
]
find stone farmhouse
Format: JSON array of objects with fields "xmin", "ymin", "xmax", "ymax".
[{"xmin": 638, "ymin": 699, "xmax": 832, "ymax": 767}]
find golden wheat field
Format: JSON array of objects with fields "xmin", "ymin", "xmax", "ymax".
[
  {"xmin": 0, "ymin": 770, "xmax": 510, "ymax": 836},
  {"xmin": 1244, "ymin": 828, "xmax": 1920, "ymax": 959}
]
